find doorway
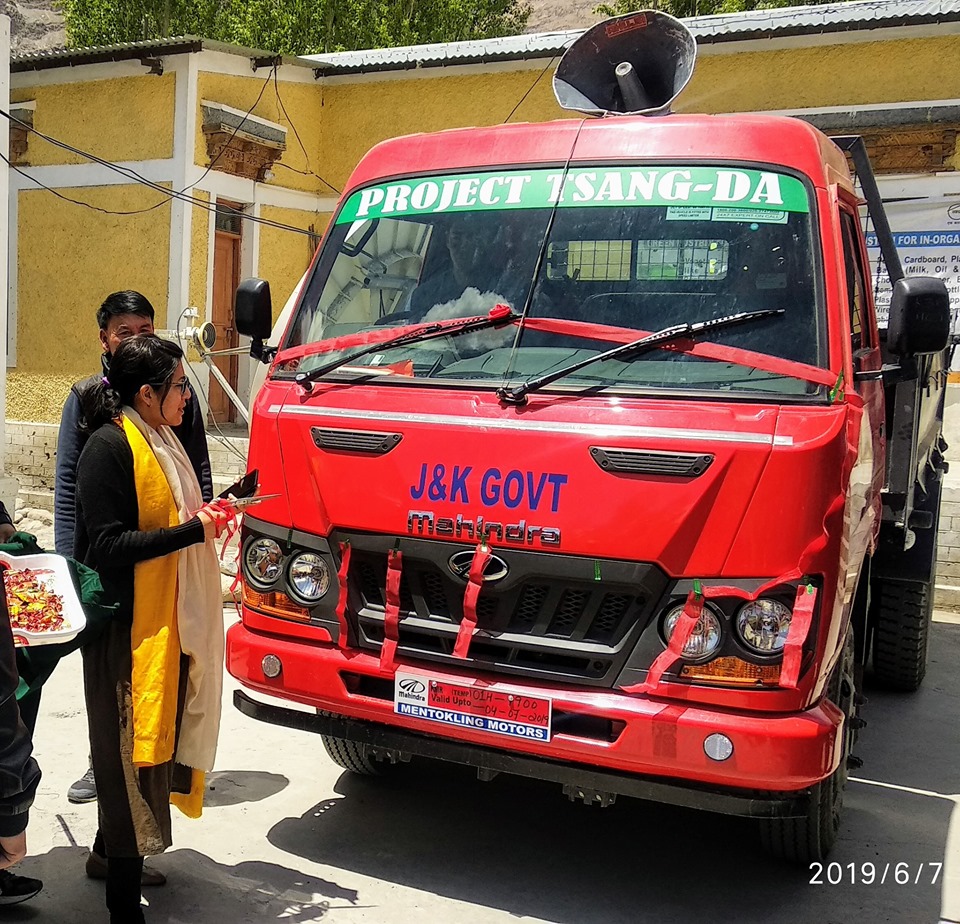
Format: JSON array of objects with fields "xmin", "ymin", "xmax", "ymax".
[{"xmin": 210, "ymin": 200, "xmax": 243, "ymax": 424}]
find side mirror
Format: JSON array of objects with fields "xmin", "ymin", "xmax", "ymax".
[
  {"xmin": 887, "ymin": 276, "xmax": 951, "ymax": 356},
  {"xmin": 235, "ymin": 278, "xmax": 274, "ymax": 361}
]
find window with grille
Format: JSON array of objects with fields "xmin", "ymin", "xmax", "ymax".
[
  {"xmin": 548, "ymin": 239, "xmax": 729, "ymax": 281},
  {"xmin": 216, "ymin": 202, "xmax": 244, "ymax": 235}
]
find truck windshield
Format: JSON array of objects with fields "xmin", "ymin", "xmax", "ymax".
[{"xmin": 282, "ymin": 165, "xmax": 824, "ymax": 397}]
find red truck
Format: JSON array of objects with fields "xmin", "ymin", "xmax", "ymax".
[{"xmin": 225, "ymin": 12, "xmax": 951, "ymax": 863}]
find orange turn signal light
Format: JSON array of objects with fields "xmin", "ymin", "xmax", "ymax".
[
  {"xmin": 242, "ymin": 584, "xmax": 311, "ymax": 623},
  {"xmin": 680, "ymin": 656, "xmax": 781, "ymax": 686}
]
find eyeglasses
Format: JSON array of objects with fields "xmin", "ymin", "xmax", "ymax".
[{"xmin": 149, "ymin": 375, "xmax": 191, "ymax": 398}]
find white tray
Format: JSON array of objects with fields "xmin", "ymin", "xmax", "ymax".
[{"xmin": 0, "ymin": 552, "xmax": 87, "ymax": 647}]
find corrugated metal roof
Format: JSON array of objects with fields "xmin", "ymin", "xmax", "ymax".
[
  {"xmin": 307, "ymin": 31, "xmax": 582, "ymax": 74},
  {"xmin": 306, "ymin": 0, "xmax": 960, "ymax": 74},
  {"xmin": 10, "ymin": 35, "xmax": 313, "ymax": 73},
  {"xmin": 11, "ymin": 0, "xmax": 960, "ymax": 75},
  {"xmin": 303, "ymin": 32, "xmax": 575, "ymax": 74},
  {"xmin": 688, "ymin": 0, "xmax": 960, "ymax": 40}
]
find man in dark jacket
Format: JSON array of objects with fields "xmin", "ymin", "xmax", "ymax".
[
  {"xmin": 0, "ymin": 589, "xmax": 42, "ymax": 903},
  {"xmin": 55, "ymin": 291, "xmax": 213, "ymax": 557},
  {"xmin": 54, "ymin": 291, "xmax": 212, "ymax": 816}
]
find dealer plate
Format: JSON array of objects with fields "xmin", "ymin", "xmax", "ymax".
[{"xmin": 394, "ymin": 672, "xmax": 552, "ymax": 742}]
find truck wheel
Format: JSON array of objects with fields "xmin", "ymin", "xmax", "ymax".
[
  {"xmin": 759, "ymin": 630, "xmax": 855, "ymax": 863},
  {"xmin": 321, "ymin": 734, "xmax": 385, "ymax": 775},
  {"xmin": 870, "ymin": 476, "xmax": 940, "ymax": 693},
  {"xmin": 871, "ymin": 579, "xmax": 931, "ymax": 692},
  {"xmin": 318, "ymin": 711, "xmax": 387, "ymax": 776}
]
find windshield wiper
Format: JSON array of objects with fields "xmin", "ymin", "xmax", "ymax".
[
  {"xmin": 496, "ymin": 309, "xmax": 784, "ymax": 405},
  {"xmin": 295, "ymin": 305, "xmax": 517, "ymax": 389}
]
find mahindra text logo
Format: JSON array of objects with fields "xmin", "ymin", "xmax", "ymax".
[
  {"xmin": 448, "ymin": 550, "xmax": 510, "ymax": 583},
  {"xmin": 399, "ymin": 678, "xmax": 425, "ymax": 695}
]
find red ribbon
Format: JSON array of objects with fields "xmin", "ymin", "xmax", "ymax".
[
  {"xmin": 275, "ymin": 306, "xmax": 511, "ymax": 365},
  {"xmin": 212, "ymin": 498, "xmax": 241, "ymax": 613},
  {"xmin": 335, "ymin": 540, "xmax": 352, "ymax": 650},
  {"xmin": 624, "ymin": 399, "xmax": 864, "ymax": 696},
  {"xmin": 453, "ymin": 542, "xmax": 492, "ymax": 659},
  {"xmin": 624, "ymin": 579, "xmax": 820, "ymax": 695},
  {"xmin": 274, "ymin": 312, "xmax": 846, "ymax": 396},
  {"xmin": 636, "ymin": 589, "xmax": 704, "ymax": 693},
  {"xmin": 211, "ymin": 499, "xmax": 239, "ymax": 545},
  {"xmin": 780, "ymin": 584, "xmax": 818, "ymax": 689},
  {"xmin": 517, "ymin": 317, "xmax": 843, "ymax": 392},
  {"xmin": 379, "ymin": 548, "xmax": 403, "ymax": 672}
]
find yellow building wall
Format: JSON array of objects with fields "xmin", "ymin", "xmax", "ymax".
[
  {"xmin": 683, "ymin": 37, "xmax": 960, "ymax": 172},
  {"xmin": 11, "ymin": 36, "xmax": 956, "ymax": 180},
  {"xmin": 9, "ymin": 33, "xmax": 959, "ymax": 423},
  {"xmin": 316, "ymin": 68, "xmax": 565, "ymax": 191},
  {"xmin": 196, "ymin": 72, "xmax": 330, "ymax": 197},
  {"xmin": 681, "ymin": 36, "xmax": 960, "ymax": 115},
  {"xmin": 11, "ymin": 74, "xmax": 176, "ymax": 166},
  {"xmin": 189, "ymin": 191, "xmax": 210, "ymax": 312},
  {"xmin": 258, "ymin": 207, "xmax": 330, "ymax": 321},
  {"xmin": 11, "ymin": 185, "xmax": 171, "ymax": 422},
  {"xmin": 314, "ymin": 34, "xmax": 960, "ymax": 189}
]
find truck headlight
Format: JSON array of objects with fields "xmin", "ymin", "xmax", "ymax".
[
  {"xmin": 288, "ymin": 552, "xmax": 331, "ymax": 603},
  {"xmin": 243, "ymin": 537, "xmax": 283, "ymax": 589},
  {"xmin": 662, "ymin": 604, "xmax": 722, "ymax": 661},
  {"xmin": 735, "ymin": 598, "xmax": 792, "ymax": 653}
]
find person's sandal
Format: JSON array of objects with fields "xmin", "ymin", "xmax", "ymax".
[{"xmin": 85, "ymin": 851, "xmax": 167, "ymax": 887}]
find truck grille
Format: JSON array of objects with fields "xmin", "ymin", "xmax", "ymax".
[{"xmin": 335, "ymin": 533, "xmax": 668, "ymax": 687}]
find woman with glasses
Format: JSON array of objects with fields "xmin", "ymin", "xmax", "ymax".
[{"xmin": 75, "ymin": 335, "xmax": 230, "ymax": 923}]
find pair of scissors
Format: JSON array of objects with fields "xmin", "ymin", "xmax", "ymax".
[{"xmin": 223, "ymin": 494, "xmax": 282, "ymax": 511}]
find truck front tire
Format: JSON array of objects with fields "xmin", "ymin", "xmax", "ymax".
[
  {"xmin": 759, "ymin": 629, "xmax": 855, "ymax": 863},
  {"xmin": 321, "ymin": 734, "xmax": 386, "ymax": 775},
  {"xmin": 318, "ymin": 711, "xmax": 389, "ymax": 775}
]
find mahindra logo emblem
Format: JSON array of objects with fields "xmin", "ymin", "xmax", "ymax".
[
  {"xmin": 448, "ymin": 550, "xmax": 510, "ymax": 583},
  {"xmin": 399, "ymin": 678, "xmax": 425, "ymax": 695}
]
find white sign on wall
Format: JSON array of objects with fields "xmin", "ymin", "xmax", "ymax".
[{"xmin": 865, "ymin": 193, "xmax": 960, "ymax": 337}]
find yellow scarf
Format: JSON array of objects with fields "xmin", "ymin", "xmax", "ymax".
[{"xmin": 122, "ymin": 416, "xmax": 204, "ymax": 817}]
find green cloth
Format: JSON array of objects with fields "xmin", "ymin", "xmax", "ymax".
[{"xmin": 1, "ymin": 532, "xmax": 118, "ymax": 700}]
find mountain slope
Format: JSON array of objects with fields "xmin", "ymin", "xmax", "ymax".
[
  {"xmin": 525, "ymin": 0, "xmax": 602, "ymax": 32},
  {"xmin": 5, "ymin": 0, "xmax": 65, "ymax": 54}
]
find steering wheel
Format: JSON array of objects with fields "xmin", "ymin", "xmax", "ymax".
[{"xmin": 373, "ymin": 310, "xmax": 471, "ymax": 367}]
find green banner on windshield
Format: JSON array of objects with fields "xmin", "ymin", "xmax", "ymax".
[{"xmin": 336, "ymin": 167, "xmax": 810, "ymax": 224}]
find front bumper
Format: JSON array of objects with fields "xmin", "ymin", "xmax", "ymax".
[
  {"xmin": 227, "ymin": 620, "xmax": 843, "ymax": 802},
  {"xmin": 235, "ymin": 689, "xmax": 807, "ymax": 817}
]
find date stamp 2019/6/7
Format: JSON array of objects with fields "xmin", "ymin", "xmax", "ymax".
[{"xmin": 809, "ymin": 862, "xmax": 943, "ymax": 885}]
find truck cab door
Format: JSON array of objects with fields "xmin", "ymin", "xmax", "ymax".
[{"xmin": 839, "ymin": 205, "xmax": 885, "ymax": 534}]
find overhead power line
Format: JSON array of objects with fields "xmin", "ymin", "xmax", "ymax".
[
  {"xmin": 1, "ymin": 49, "xmax": 560, "ymax": 229},
  {"xmin": 0, "ymin": 63, "xmax": 340, "ymax": 236}
]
